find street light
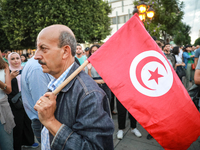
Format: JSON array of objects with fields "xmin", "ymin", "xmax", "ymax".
[
  {"xmin": 133, "ymin": 1, "xmax": 155, "ymax": 22},
  {"xmin": 146, "ymin": 6, "xmax": 155, "ymax": 20},
  {"xmin": 137, "ymin": 1, "xmax": 147, "ymax": 13}
]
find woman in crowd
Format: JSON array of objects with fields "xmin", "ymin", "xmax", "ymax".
[
  {"xmin": 116, "ymin": 99, "xmax": 142, "ymax": 140},
  {"xmin": 7, "ymin": 52, "xmax": 35, "ymax": 150},
  {"xmin": 85, "ymin": 44, "xmax": 111, "ymax": 102},
  {"xmin": 20, "ymin": 54, "xmax": 28, "ymax": 67},
  {"xmin": 26, "ymin": 53, "xmax": 33, "ymax": 60},
  {"xmin": 85, "ymin": 44, "xmax": 117, "ymax": 114},
  {"xmin": 0, "ymin": 50, "xmax": 15, "ymax": 150},
  {"xmin": 182, "ymin": 45, "xmax": 195, "ymax": 89},
  {"xmin": 85, "ymin": 45, "xmax": 141, "ymax": 139},
  {"xmin": 172, "ymin": 46, "xmax": 185, "ymax": 81}
]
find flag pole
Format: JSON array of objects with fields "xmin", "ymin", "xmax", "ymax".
[{"xmin": 52, "ymin": 60, "xmax": 89, "ymax": 95}]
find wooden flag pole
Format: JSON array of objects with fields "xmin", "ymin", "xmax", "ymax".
[{"xmin": 52, "ymin": 60, "xmax": 89, "ymax": 95}]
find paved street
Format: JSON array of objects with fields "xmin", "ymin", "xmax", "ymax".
[
  {"xmin": 112, "ymin": 114, "xmax": 200, "ymax": 150},
  {"xmin": 23, "ymin": 110, "xmax": 200, "ymax": 150},
  {"xmin": 21, "ymin": 81, "xmax": 200, "ymax": 150}
]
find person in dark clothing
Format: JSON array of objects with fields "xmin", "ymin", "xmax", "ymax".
[
  {"xmin": 7, "ymin": 52, "xmax": 36, "ymax": 150},
  {"xmin": 33, "ymin": 25, "xmax": 114, "ymax": 149}
]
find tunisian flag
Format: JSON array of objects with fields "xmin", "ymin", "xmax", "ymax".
[{"xmin": 88, "ymin": 14, "xmax": 200, "ymax": 150}]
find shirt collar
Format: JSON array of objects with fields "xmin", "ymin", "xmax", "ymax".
[{"xmin": 48, "ymin": 63, "xmax": 74, "ymax": 92}]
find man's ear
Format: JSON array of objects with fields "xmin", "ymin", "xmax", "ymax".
[{"xmin": 62, "ymin": 45, "xmax": 71, "ymax": 59}]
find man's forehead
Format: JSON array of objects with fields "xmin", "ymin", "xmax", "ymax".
[{"xmin": 36, "ymin": 31, "xmax": 58, "ymax": 46}]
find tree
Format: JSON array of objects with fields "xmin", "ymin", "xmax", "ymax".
[
  {"xmin": 134, "ymin": 0, "xmax": 184, "ymax": 43},
  {"xmin": 194, "ymin": 37, "xmax": 200, "ymax": 46},
  {"xmin": 173, "ymin": 22, "xmax": 191, "ymax": 46},
  {"xmin": 0, "ymin": 0, "xmax": 111, "ymax": 49},
  {"xmin": 0, "ymin": 13, "xmax": 10, "ymax": 50}
]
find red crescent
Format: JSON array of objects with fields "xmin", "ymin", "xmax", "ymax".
[{"xmin": 136, "ymin": 56, "xmax": 167, "ymax": 90}]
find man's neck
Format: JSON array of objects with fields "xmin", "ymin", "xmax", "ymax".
[
  {"xmin": 165, "ymin": 51, "xmax": 170, "ymax": 55},
  {"xmin": 53, "ymin": 57, "xmax": 75, "ymax": 79},
  {"xmin": 76, "ymin": 54, "xmax": 82, "ymax": 58}
]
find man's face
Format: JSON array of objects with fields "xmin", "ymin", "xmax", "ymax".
[
  {"xmin": 192, "ymin": 46, "xmax": 196, "ymax": 51},
  {"xmin": 164, "ymin": 44, "xmax": 171, "ymax": 52},
  {"xmin": 186, "ymin": 47, "xmax": 192, "ymax": 51},
  {"xmin": 196, "ymin": 45, "xmax": 199, "ymax": 49},
  {"xmin": 85, "ymin": 51, "xmax": 90, "ymax": 57},
  {"xmin": 5, "ymin": 51, "xmax": 11, "ymax": 59},
  {"xmin": 34, "ymin": 30, "xmax": 63, "ymax": 77},
  {"xmin": 76, "ymin": 46, "xmax": 82, "ymax": 55}
]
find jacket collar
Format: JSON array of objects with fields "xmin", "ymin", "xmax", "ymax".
[{"xmin": 60, "ymin": 62, "xmax": 80, "ymax": 93}]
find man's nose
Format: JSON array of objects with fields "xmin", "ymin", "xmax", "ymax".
[{"xmin": 34, "ymin": 50, "xmax": 42, "ymax": 60}]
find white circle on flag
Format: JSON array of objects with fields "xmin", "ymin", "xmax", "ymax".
[{"xmin": 129, "ymin": 50, "xmax": 173, "ymax": 97}]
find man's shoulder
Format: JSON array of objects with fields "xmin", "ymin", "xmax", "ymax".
[
  {"xmin": 73, "ymin": 70, "xmax": 103, "ymax": 95},
  {"xmin": 3, "ymin": 57, "xmax": 8, "ymax": 62},
  {"xmin": 196, "ymin": 48, "xmax": 200, "ymax": 52},
  {"xmin": 166, "ymin": 53, "xmax": 175, "ymax": 59},
  {"xmin": 63, "ymin": 63, "xmax": 102, "ymax": 94},
  {"xmin": 195, "ymin": 48, "xmax": 200, "ymax": 57},
  {"xmin": 22, "ymin": 58, "xmax": 47, "ymax": 80},
  {"xmin": 77, "ymin": 71, "xmax": 98, "ymax": 88},
  {"xmin": 82, "ymin": 55, "xmax": 87, "ymax": 59},
  {"xmin": 23, "ymin": 58, "xmax": 42, "ymax": 71}
]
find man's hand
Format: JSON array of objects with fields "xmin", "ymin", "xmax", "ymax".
[
  {"xmin": 87, "ymin": 63, "xmax": 92, "ymax": 70},
  {"xmin": 34, "ymin": 92, "xmax": 62, "ymax": 136},
  {"xmin": 34, "ymin": 92, "xmax": 57, "ymax": 127}
]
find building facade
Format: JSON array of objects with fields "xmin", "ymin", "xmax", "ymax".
[{"xmin": 103, "ymin": 0, "xmax": 134, "ymax": 42}]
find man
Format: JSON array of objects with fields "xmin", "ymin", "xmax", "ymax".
[
  {"xmin": 194, "ymin": 56, "xmax": 200, "ymax": 85},
  {"xmin": 156, "ymin": 40, "xmax": 163, "ymax": 50},
  {"xmin": 179, "ymin": 46, "xmax": 183, "ymax": 59},
  {"xmin": 192, "ymin": 45, "xmax": 196, "ymax": 52},
  {"xmin": 163, "ymin": 43, "xmax": 176, "ymax": 69},
  {"xmin": 3, "ymin": 49, "xmax": 11, "ymax": 63},
  {"xmin": 75, "ymin": 43, "xmax": 87, "ymax": 65},
  {"xmin": 84, "ymin": 47, "xmax": 90, "ymax": 58},
  {"xmin": 21, "ymin": 57, "xmax": 52, "ymax": 143},
  {"xmin": 194, "ymin": 46, "xmax": 200, "ymax": 68},
  {"xmin": 34, "ymin": 24, "xmax": 114, "ymax": 150},
  {"xmin": 193, "ymin": 56, "xmax": 200, "ymax": 110}
]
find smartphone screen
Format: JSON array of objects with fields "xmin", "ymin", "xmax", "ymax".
[{"xmin": 18, "ymin": 70, "xmax": 22, "ymax": 74}]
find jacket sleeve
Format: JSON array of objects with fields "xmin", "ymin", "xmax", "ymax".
[
  {"xmin": 182, "ymin": 52, "xmax": 191, "ymax": 59},
  {"xmin": 50, "ymin": 91, "xmax": 114, "ymax": 150}
]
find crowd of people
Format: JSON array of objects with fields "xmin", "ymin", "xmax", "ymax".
[
  {"xmin": 157, "ymin": 41, "xmax": 200, "ymax": 90},
  {"xmin": 0, "ymin": 51, "xmax": 39, "ymax": 150},
  {"xmin": 0, "ymin": 24, "xmax": 200, "ymax": 150}
]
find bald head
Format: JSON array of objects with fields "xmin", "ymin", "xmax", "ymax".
[
  {"xmin": 39, "ymin": 24, "xmax": 75, "ymax": 38},
  {"xmin": 38, "ymin": 24, "xmax": 77, "ymax": 56}
]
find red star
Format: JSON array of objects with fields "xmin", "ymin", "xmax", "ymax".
[{"xmin": 148, "ymin": 67, "xmax": 163, "ymax": 84}]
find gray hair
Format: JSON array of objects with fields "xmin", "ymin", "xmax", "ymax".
[{"xmin": 58, "ymin": 31, "xmax": 77, "ymax": 56}]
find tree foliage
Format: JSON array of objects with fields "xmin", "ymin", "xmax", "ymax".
[
  {"xmin": 194, "ymin": 37, "xmax": 200, "ymax": 46},
  {"xmin": 173, "ymin": 22, "xmax": 191, "ymax": 46},
  {"xmin": 0, "ymin": 14, "xmax": 10, "ymax": 50},
  {"xmin": 134, "ymin": 0, "xmax": 186, "ymax": 43},
  {"xmin": 0, "ymin": 0, "xmax": 111, "ymax": 49}
]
